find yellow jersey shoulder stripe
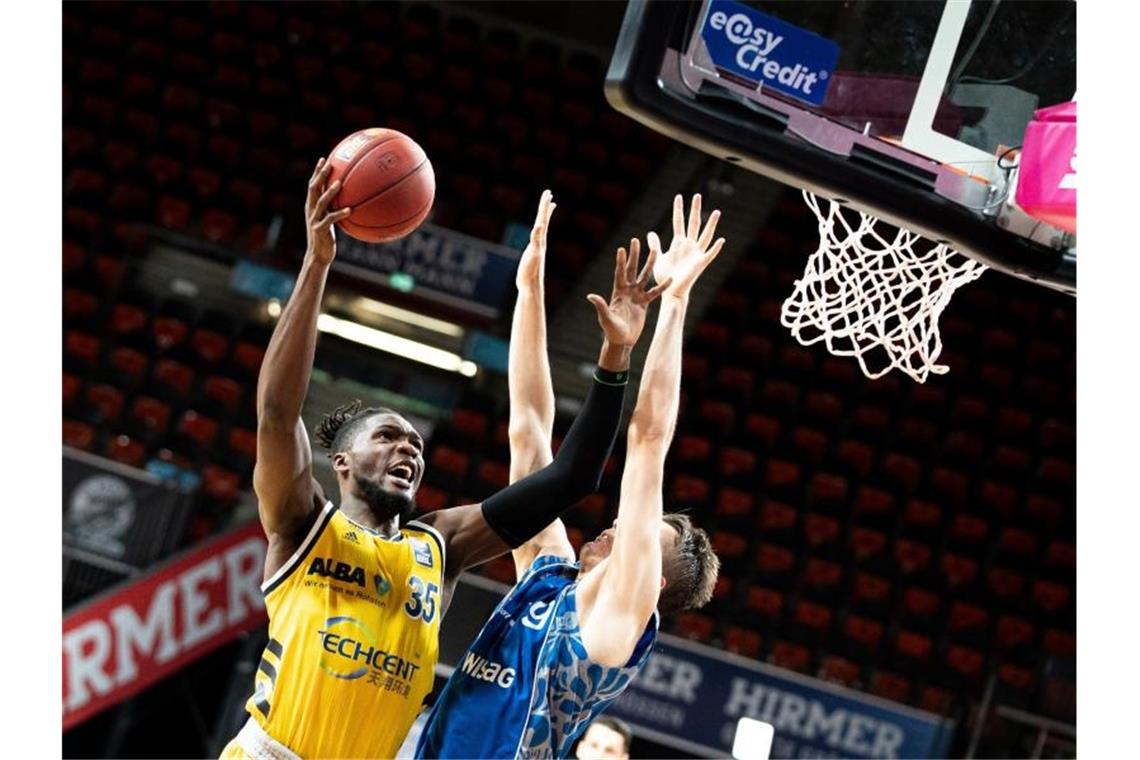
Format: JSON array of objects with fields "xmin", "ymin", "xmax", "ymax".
[
  {"xmin": 404, "ymin": 519, "xmax": 446, "ymax": 572},
  {"xmin": 261, "ymin": 501, "xmax": 336, "ymax": 596}
]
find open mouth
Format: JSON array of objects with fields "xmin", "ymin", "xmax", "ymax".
[{"xmin": 386, "ymin": 462, "xmax": 416, "ymax": 488}]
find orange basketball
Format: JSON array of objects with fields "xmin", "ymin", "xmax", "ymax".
[{"xmin": 325, "ymin": 128, "xmax": 435, "ymax": 243}]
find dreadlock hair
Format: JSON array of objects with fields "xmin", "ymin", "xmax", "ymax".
[
  {"xmin": 658, "ymin": 512, "xmax": 720, "ymax": 616},
  {"xmin": 314, "ymin": 400, "xmax": 401, "ymax": 455}
]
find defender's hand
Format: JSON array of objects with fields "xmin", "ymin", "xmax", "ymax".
[
  {"xmin": 587, "ymin": 238, "xmax": 672, "ymax": 348},
  {"xmin": 306, "ymin": 158, "xmax": 353, "ymax": 265},
  {"xmin": 517, "ymin": 190, "xmax": 555, "ymax": 289},
  {"xmin": 647, "ymin": 194, "xmax": 725, "ymax": 300}
]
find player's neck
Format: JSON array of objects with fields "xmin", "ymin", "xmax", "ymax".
[{"xmin": 338, "ymin": 493, "xmax": 401, "ymax": 537}]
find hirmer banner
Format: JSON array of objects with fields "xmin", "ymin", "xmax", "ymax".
[{"xmin": 607, "ymin": 636, "xmax": 954, "ymax": 759}]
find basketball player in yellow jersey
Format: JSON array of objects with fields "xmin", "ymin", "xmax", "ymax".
[{"xmin": 221, "ymin": 162, "xmax": 664, "ymax": 759}]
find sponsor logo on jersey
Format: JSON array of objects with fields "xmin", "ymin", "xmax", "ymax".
[
  {"xmin": 373, "ymin": 573, "xmax": 391, "ymax": 596},
  {"xmin": 317, "ymin": 616, "xmax": 422, "ymax": 692},
  {"xmin": 459, "ymin": 651, "xmax": 517, "ymax": 688},
  {"xmin": 307, "ymin": 557, "xmax": 366, "ymax": 587},
  {"xmin": 521, "ymin": 600, "xmax": 554, "ymax": 631},
  {"xmin": 343, "ymin": 530, "xmax": 360, "ymax": 544},
  {"xmin": 411, "ymin": 538, "xmax": 433, "ymax": 568}
]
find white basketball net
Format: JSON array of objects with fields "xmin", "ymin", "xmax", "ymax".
[{"xmin": 781, "ymin": 191, "xmax": 988, "ymax": 383}]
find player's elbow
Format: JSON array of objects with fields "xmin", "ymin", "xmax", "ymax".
[{"xmin": 627, "ymin": 417, "xmax": 671, "ymax": 450}]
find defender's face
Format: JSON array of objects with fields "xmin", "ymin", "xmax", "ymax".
[
  {"xmin": 341, "ymin": 413, "xmax": 425, "ymax": 499},
  {"xmin": 578, "ymin": 519, "xmax": 679, "ymax": 576},
  {"xmin": 575, "ymin": 723, "xmax": 629, "ymax": 760}
]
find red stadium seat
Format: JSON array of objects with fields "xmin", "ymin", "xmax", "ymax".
[
  {"xmin": 875, "ymin": 451, "xmax": 921, "ymax": 494},
  {"xmin": 744, "ymin": 414, "xmax": 781, "ymax": 448},
  {"xmin": 919, "ymin": 687, "xmax": 954, "ymax": 715},
  {"xmin": 869, "ymin": 670, "xmax": 911, "ymax": 703},
  {"xmin": 894, "ymin": 540, "xmax": 933, "ymax": 577},
  {"xmin": 768, "ymin": 641, "xmax": 811, "ymax": 673},
  {"xmin": 948, "ymin": 602, "xmax": 990, "ymax": 637},
  {"xmin": 153, "ymin": 359, "xmax": 194, "ymax": 396},
  {"xmin": 930, "ymin": 466, "xmax": 970, "ymax": 506},
  {"xmin": 986, "ymin": 567, "xmax": 1025, "ymax": 603},
  {"xmin": 233, "ymin": 341, "xmax": 266, "ymax": 377},
  {"xmin": 723, "ymin": 627, "xmax": 761, "ymax": 658},
  {"xmin": 802, "ymin": 513, "xmax": 841, "ymax": 551},
  {"xmin": 948, "ymin": 513, "xmax": 990, "ymax": 548},
  {"xmin": 894, "ymin": 630, "xmax": 933, "ymax": 663},
  {"xmin": 715, "ymin": 488, "xmax": 754, "ymax": 522},
  {"xmin": 430, "ymin": 447, "xmax": 470, "ymax": 478},
  {"xmin": 63, "ymin": 373, "xmax": 82, "ymax": 408},
  {"xmin": 849, "ymin": 528, "xmax": 888, "ymax": 563},
  {"xmin": 940, "ymin": 553, "xmax": 979, "ymax": 592},
  {"xmin": 710, "ymin": 532, "xmax": 748, "ymax": 565},
  {"xmin": 945, "ymin": 646, "xmax": 986, "ymax": 682},
  {"xmin": 943, "ymin": 431, "xmax": 985, "ymax": 465},
  {"xmin": 676, "ymin": 434, "xmax": 712, "ymax": 465},
  {"xmin": 105, "ymin": 434, "xmax": 147, "ymax": 468},
  {"xmin": 843, "ymin": 615, "xmax": 884, "ymax": 650},
  {"xmin": 1025, "ymin": 495, "xmax": 1064, "ymax": 530},
  {"xmin": 451, "ymin": 409, "xmax": 489, "ymax": 442},
  {"xmin": 1032, "ymin": 580, "xmax": 1072, "ymax": 615},
  {"xmin": 192, "ymin": 328, "xmax": 230, "ymax": 365},
  {"xmin": 85, "ymin": 384, "xmax": 125, "ymax": 423},
  {"xmin": 1045, "ymin": 540, "xmax": 1076, "ymax": 572},
  {"xmin": 803, "ymin": 391, "xmax": 843, "ymax": 427},
  {"xmin": 131, "ymin": 397, "xmax": 172, "ymax": 434},
  {"xmin": 792, "ymin": 600, "xmax": 833, "ymax": 634},
  {"xmin": 757, "ymin": 499, "xmax": 796, "ymax": 539},
  {"xmin": 178, "ymin": 410, "xmax": 220, "ymax": 448},
  {"xmin": 745, "ymin": 587, "xmax": 784, "ymax": 620},
  {"xmin": 803, "ymin": 558, "xmax": 843, "ymax": 597},
  {"xmin": 980, "ymin": 479, "xmax": 1019, "ymax": 518},
  {"xmin": 899, "ymin": 586, "xmax": 942, "ymax": 628},
  {"xmin": 203, "ymin": 376, "xmax": 243, "ymax": 412},
  {"xmin": 64, "ymin": 288, "xmax": 100, "ymax": 323},
  {"xmin": 808, "ymin": 473, "xmax": 848, "ymax": 511},
  {"xmin": 754, "ymin": 547, "xmax": 795, "ymax": 587},
  {"xmin": 63, "ymin": 419, "xmax": 96, "ymax": 451},
  {"xmin": 152, "ymin": 316, "xmax": 190, "ymax": 351},
  {"xmin": 674, "ymin": 613, "xmax": 715, "ymax": 642},
  {"xmin": 203, "ymin": 465, "xmax": 241, "ymax": 503},
  {"xmin": 818, "ymin": 655, "xmax": 860, "ymax": 687},
  {"xmin": 994, "ymin": 616, "xmax": 1036, "ymax": 650},
  {"xmin": 718, "ymin": 447, "xmax": 756, "ymax": 479},
  {"xmin": 670, "ymin": 474, "xmax": 710, "ymax": 506},
  {"xmin": 790, "ymin": 427, "xmax": 828, "ymax": 464},
  {"xmin": 837, "ymin": 441, "xmax": 876, "ymax": 477},
  {"xmin": 853, "ymin": 486, "xmax": 894, "ymax": 521},
  {"xmin": 852, "ymin": 572, "xmax": 891, "ymax": 608},
  {"xmin": 65, "ymin": 330, "xmax": 102, "ymax": 369},
  {"xmin": 1043, "ymin": 629, "xmax": 1076, "ymax": 659},
  {"xmin": 416, "ymin": 485, "xmax": 449, "ymax": 512},
  {"xmin": 228, "ymin": 427, "xmax": 257, "ymax": 461}
]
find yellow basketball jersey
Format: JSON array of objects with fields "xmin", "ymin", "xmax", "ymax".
[{"xmin": 221, "ymin": 502, "xmax": 445, "ymax": 759}]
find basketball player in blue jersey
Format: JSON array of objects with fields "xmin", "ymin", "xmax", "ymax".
[
  {"xmin": 416, "ymin": 194, "xmax": 724, "ymax": 759},
  {"xmin": 221, "ymin": 163, "xmax": 663, "ymax": 759}
]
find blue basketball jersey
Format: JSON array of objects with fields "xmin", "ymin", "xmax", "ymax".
[{"xmin": 415, "ymin": 555, "xmax": 658, "ymax": 759}]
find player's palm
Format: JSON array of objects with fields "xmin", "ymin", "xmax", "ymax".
[
  {"xmin": 648, "ymin": 194, "xmax": 725, "ymax": 299},
  {"xmin": 587, "ymin": 238, "xmax": 672, "ymax": 348}
]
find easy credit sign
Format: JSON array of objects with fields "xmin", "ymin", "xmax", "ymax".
[{"xmin": 701, "ymin": 0, "xmax": 839, "ymax": 106}]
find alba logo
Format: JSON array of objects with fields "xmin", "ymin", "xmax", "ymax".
[
  {"xmin": 373, "ymin": 573, "xmax": 391, "ymax": 596},
  {"xmin": 307, "ymin": 557, "xmax": 366, "ymax": 588}
]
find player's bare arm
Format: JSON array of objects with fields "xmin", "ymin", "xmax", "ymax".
[
  {"xmin": 579, "ymin": 194, "xmax": 724, "ymax": 666},
  {"xmin": 507, "ymin": 191, "xmax": 565, "ymax": 576},
  {"xmin": 419, "ymin": 239, "xmax": 668, "ymax": 613},
  {"xmin": 510, "ymin": 208, "xmax": 673, "ymax": 576},
  {"xmin": 253, "ymin": 158, "xmax": 351, "ymax": 582}
]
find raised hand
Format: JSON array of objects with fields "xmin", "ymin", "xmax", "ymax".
[
  {"xmin": 647, "ymin": 194, "xmax": 725, "ymax": 300},
  {"xmin": 517, "ymin": 190, "xmax": 555, "ymax": 289},
  {"xmin": 306, "ymin": 158, "xmax": 353, "ymax": 265},
  {"xmin": 587, "ymin": 238, "xmax": 672, "ymax": 348}
]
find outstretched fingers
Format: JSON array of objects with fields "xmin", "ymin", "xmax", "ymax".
[
  {"xmin": 313, "ymin": 178, "xmax": 342, "ymax": 220},
  {"xmin": 635, "ymin": 240, "xmax": 658, "ymax": 289},
  {"xmin": 613, "ymin": 246, "xmax": 629, "ymax": 290},
  {"xmin": 688, "ymin": 194, "xmax": 702, "ymax": 239},
  {"xmin": 314, "ymin": 207, "xmax": 352, "ymax": 232},
  {"xmin": 672, "ymin": 194, "xmax": 685, "ymax": 242},
  {"xmin": 698, "ymin": 209, "xmax": 721, "ymax": 251},
  {"xmin": 643, "ymin": 278, "xmax": 673, "ymax": 303},
  {"xmin": 308, "ymin": 158, "xmax": 330, "ymax": 208},
  {"xmin": 625, "ymin": 238, "xmax": 641, "ymax": 284}
]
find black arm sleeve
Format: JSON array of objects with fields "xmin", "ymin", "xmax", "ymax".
[{"xmin": 480, "ymin": 370, "xmax": 628, "ymax": 548}]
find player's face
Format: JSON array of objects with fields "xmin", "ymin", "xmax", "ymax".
[
  {"xmin": 575, "ymin": 723, "xmax": 629, "ymax": 760},
  {"xmin": 347, "ymin": 413, "xmax": 425, "ymax": 504},
  {"xmin": 578, "ymin": 518, "xmax": 679, "ymax": 576}
]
